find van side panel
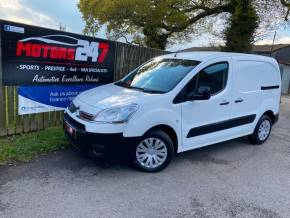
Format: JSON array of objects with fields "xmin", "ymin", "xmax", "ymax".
[
  {"xmin": 231, "ymin": 59, "xmax": 281, "ymax": 137},
  {"xmin": 259, "ymin": 61, "xmax": 281, "ymax": 117},
  {"xmin": 235, "ymin": 60, "xmax": 280, "ymax": 92}
]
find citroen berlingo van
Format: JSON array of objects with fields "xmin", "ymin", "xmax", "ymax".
[{"xmin": 64, "ymin": 52, "xmax": 281, "ymax": 172}]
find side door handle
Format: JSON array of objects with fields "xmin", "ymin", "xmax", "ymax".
[
  {"xmin": 220, "ymin": 100, "xmax": 230, "ymax": 106},
  {"xmin": 235, "ymin": 98, "xmax": 244, "ymax": 103}
]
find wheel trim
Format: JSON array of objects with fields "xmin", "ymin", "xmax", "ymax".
[
  {"xmin": 258, "ymin": 120, "xmax": 271, "ymax": 141},
  {"xmin": 136, "ymin": 137, "xmax": 168, "ymax": 169}
]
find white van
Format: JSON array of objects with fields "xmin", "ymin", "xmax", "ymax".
[{"xmin": 64, "ymin": 52, "xmax": 281, "ymax": 172}]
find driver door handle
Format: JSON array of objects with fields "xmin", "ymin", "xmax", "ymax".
[
  {"xmin": 220, "ymin": 101, "xmax": 230, "ymax": 106},
  {"xmin": 235, "ymin": 98, "xmax": 244, "ymax": 103}
]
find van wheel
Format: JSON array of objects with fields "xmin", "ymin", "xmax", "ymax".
[
  {"xmin": 248, "ymin": 115, "xmax": 272, "ymax": 145},
  {"xmin": 134, "ymin": 130, "xmax": 174, "ymax": 172}
]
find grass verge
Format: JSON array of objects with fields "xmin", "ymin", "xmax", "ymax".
[{"xmin": 0, "ymin": 127, "xmax": 69, "ymax": 166}]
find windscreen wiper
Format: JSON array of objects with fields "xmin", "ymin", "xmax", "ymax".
[
  {"xmin": 129, "ymin": 86, "xmax": 165, "ymax": 94},
  {"xmin": 142, "ymin": 89, "xmax": 165, "ymax": 94},
  {"xmin": 127, "ymin": 86, "xmax": 144, "ymax": 91},
  {"xmin": 114, "ymin": 81, "xmax": 128, "ymax": 87}
]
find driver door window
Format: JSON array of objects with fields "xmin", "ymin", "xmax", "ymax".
[
  {"xmin": 198, "ymin": 62, "xmax": 228, "ymax": 95},
  {"xmin": 186, "ymin": 62, "xmax": 229, "ymax": 95}
]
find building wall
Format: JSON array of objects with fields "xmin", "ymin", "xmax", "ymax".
[
  {"xmin": 272, "ymin": 46, "xmax": 290, "ymax": 64},
  {"xmin": 281, "ymin": 65, "xmax": 290, "ymax": 94}
]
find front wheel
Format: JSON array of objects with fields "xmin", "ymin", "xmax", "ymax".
[
  {"xmin": 248, "ymin": 115, "xmax": 272, "ymax": 145},
  {"xmin": 134, "ymin": 130, "xmax": 174, "ymax": 172}
]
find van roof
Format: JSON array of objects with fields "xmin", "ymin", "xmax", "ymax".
[{"xmin": 160, "ymin": 51, "xmax": 277, "ymax": 64}]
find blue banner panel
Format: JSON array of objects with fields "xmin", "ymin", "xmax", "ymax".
[
  {"xmin": 1, "ymin": 20, "xmax": 115, "ymax": 85},
  {"xmin": 18, "ymin": 85, "xmax": 98, "ymax": 115}
]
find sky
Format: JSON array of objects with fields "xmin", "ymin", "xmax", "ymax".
[{"xmin": 1, "ymin": 0, "xmax": 290, "ymax": 51}]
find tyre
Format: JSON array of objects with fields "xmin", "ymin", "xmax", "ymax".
[
  {"xmin": 248, "ymin": 114, "xmax": 272, "ymax": 145},
  {"xmin": 134, "ymin": 129, "xmax": 174, "ymax": 172}
]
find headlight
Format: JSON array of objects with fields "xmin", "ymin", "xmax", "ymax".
[{"xmin": 95, "ymin": 104, "xmax": 139, "ymax": 123}]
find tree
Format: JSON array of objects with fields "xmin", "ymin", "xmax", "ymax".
[
  {"xmin": 78, "ymin": 0, "xmax": 236, "ymax": 49},
  {"xmin": 223, "ymin": 0, "xmax": 259, "ymax": 52},
  {"xmin": 280, "ymin": 0, "xmax": 290, "ymax": 20},
  {"xmin": 78, "ymin": 0, "xmax": 289, "ymax": 51}
]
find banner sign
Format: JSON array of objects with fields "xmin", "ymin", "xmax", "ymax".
[
  {"xmin": 1, "ymin": 20, "xmax": 115, "ymax": 85},
  {"xmin": 18, "ymin": 85, "xmax": 97, "ymax": 115}
]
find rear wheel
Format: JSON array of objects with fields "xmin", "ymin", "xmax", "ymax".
[
  {"xmin": 248, "ymin": 115, "xmax": 272, "ymax": 145},
  {"xmin": 134, "ymin": 130, "xmax": 174, "ymax": 172}
]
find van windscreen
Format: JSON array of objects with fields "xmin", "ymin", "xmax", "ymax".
[{"xmin": 115, "ymin": 58, "xmax": 200, "ymax": 93}]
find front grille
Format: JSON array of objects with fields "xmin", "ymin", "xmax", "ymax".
[
  {"xmin": 79, "ymin": 111, "xmax": 95, "ymax": 121},
  {"xmin": 64, "ymin": 113, "xmax": 85, "ymax": 131}
]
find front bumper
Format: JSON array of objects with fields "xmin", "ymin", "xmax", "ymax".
[{"xmin": 63, "ymin": 113, "xmax": 140, "ymax": 158}]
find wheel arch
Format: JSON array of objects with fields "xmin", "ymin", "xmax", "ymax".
[
  {"xmin": 256, "ymin": 98, "xmax": 279, "ymax": 125},
  {"xmin": 263, "ymin": 110, "xmax": 275, "ymax": 123},
  {"xmin": 145, "ymin": 124, "xmax": 179, "ymax": 153}
]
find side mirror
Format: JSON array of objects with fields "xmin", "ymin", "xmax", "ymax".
[{"xmin": 187, "ymin": 86, "xmax": 211, "ymax": 101}]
